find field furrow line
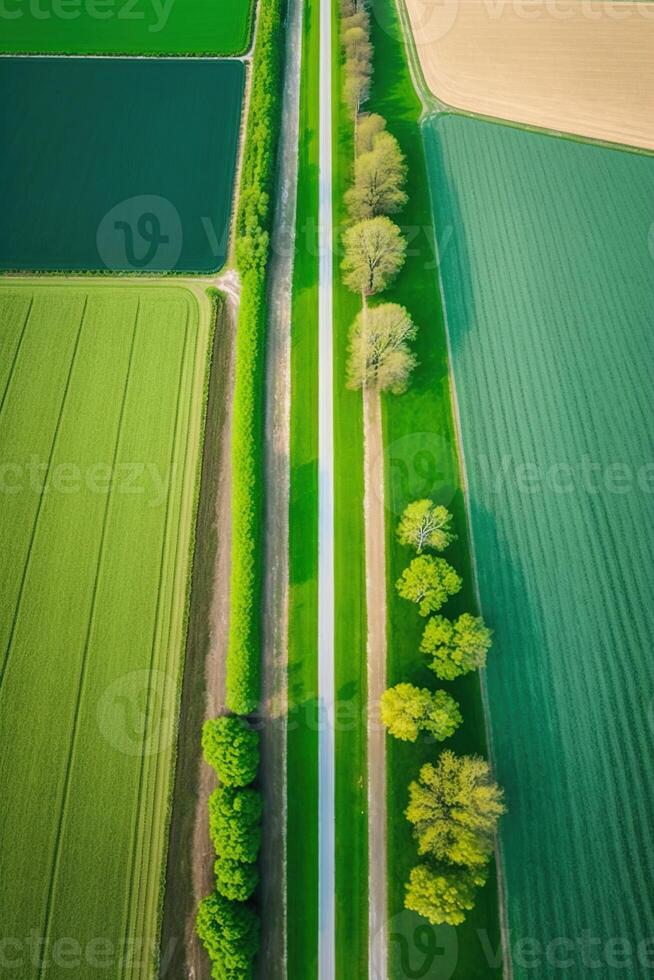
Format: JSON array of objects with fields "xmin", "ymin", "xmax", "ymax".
[
  {"xmin": 36, "ymin": 300, "xmax": 141, "ymax": 980},
  {"xmin": 0, "ymin": 298, "xmax": 88, "ymax": 693}
]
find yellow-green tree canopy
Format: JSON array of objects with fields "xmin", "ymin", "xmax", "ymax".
[
  {"xmin": 397, "ymin": 499, "xmax": 456, "ymax": 553},
  {"xmin": 406, "ymin": 751, "xmax": 506, "ymax": 868},
  {"xmin": 345, "ymin": 130, "xmax": 408, "ymax": 220},
  {"xmin": 396, "ymin": 555, "xmax": 462, "ymax": 616},
  {"xmin": 420, "ymin": 613, "xmax": 493, "ymax": 680},
  {"xmin": 381, "ymin": 683, "xmax": 462, "ymax": 742},
  {"xmin": 405, "ymin": 864, "xmax": 487, "ymax": 926}
]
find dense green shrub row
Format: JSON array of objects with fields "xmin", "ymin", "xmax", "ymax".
[
  {"xmin": 197, "ymin": 717, "xmax": 262, "ymax": 977},
  {"xmin": 227, "ymin": 0, "xmax": 286, "ymax": 716}
]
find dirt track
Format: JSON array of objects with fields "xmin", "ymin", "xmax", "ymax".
[
  {"xmin": 403, "ymin": 0, "xmax": 654, "ymax": 149},
  {"xmin": 364, "ymin": 389, "xmax": 389, "ymax": 980}
]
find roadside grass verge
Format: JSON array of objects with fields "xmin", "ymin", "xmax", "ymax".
[
  {"xmin": 287, "ymin": 0, "xmax": 321, "ymax": 975},
  {"xmin": 332, "ymin": 0, "xmax": 369, "ymax": 976},
  {"xmin": 367, "ymin": 0, "xmax": 504, "ymax": 975}
]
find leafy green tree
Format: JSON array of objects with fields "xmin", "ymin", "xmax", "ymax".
[
  {"xmin": 405, "ymin": 864, "xmax": 487, "ymax": 926},
  {"xmin": 196, "ymin": 889, "xmax": 259, "ymax": 978},
  {"xmin": 381, "ymin": 684, "xmax": 462, "ymax": 743},
  {"xmin": 215, "ymin": 858, "xmax": 260, "ymax": 903},
  {"xmin": 397, "ymin": 499, "xmax": 456, "ymax": 553},
  {"xmin": 420, "ymin": 613, "xmax": 493, "ymax": 680},
  {"xmin": 202, "ymin": 716, "xmax": 259, "ymax": 787},
  {"xmin": 342, "ymin": 217, "xmax": 406, "ymax": 296},
  {"xmin": 396, "ymin": 555, "xmax": 462, "ymax": 616},
  {"xmin": 345, "ymin": 131, "xmax": 407, "ymax": 220},
  {"xmin": 347, "ymin": 303, "xmax": 417, "ymax": 393},
  {"xmin": 356, "ymin": 112, "xmax": 387, "ymax": 154},
  {"xmin": 209, "ymin": 786, "xmax": 262, "ymax": 864},
  {"xmin": 406, "ymin": 751, "xmax": 506, "ymax": 868}
]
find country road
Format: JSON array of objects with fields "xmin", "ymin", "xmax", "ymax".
[{"xmin": 318, "ymin": 0, "xmax": 336, "ymax": 973}]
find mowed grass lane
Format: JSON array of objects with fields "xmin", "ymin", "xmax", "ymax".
[
  {"xmin": 0, "ymin": 284, "xmax": 209, "ymax": 980},
  {"xmin": 0, "ymin": 0, "xmax": 253, "ymax": 55},
  {"xmin": 427, "ymin": 115, "xmax": 654, "ymax": 977},
  {"xmin": 287, "ymin": 0, "xmax": 320, "ymax": 974}
]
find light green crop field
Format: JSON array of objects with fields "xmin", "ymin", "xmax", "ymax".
[
  {"xmin": 426, "ymin": 115, "xmax": 654, "ymax": 978},
  {"xmin": 0, "ymin": 0, "xmax": 253, "ymax": 55},
  {"xmin": 0, "ymin": 283, "xmax": 210, "ymax": 980}
]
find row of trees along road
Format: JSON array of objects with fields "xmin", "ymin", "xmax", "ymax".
[
  {"xmin": 383, "ymin": 500, "xmax": 506, "ymax": 926},
  {"xmin": 339, "ymin": 0, "xmax": 506, "ymax": 935},
  {"xmin": 340, "ymin": 0, "xmax": 416, "ymax": 393}
]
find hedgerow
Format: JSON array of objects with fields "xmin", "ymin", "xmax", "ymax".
[
  {"xmin": 227, "ymin": 0, "xmax": 286, "ymax": 715},
  {"xmin": 202, "ymin": 716, "xmax": 260, "ymax": 787}
]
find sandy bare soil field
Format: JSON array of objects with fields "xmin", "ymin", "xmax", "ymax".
[{"xmin": 402, "ymin": 0, "xmax": 654, "ymax": 149}]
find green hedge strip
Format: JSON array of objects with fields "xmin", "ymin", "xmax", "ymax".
[{"xmin": 227, "ymin": 0, "xmax": 287, "ymax": 715}]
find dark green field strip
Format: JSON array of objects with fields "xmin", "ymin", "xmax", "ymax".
[
  {"xmin": 367, "ymin": 1, "xmax": 504, "ymax": 976},
  {"xmin": 0, "ymin": 0, "xmax": 253, "ymax": 55},
  {"xmin": 426, "ymin": 115, "xmax": 654, "ymax": 978},
  {"xmin": 332, "ymin": 1, "xmax": 369, "ymax": 976},
  {"xmin": 0, "ymin": 58, "xmax": 244, "ymax": 273},
  {"xmin": 0, "ymin": 285, "xmax": 205, "ymax": 980},
  {"xmin": 287, "ymin": 0, "xmax": 320, "ymax": 975}
]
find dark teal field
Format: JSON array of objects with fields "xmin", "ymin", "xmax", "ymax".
[
  {"xmin": 0, "ymin": 58, "xmax": 244, "ymax": 273},
  {"xmin": 427, "ymin": 114, "xmax": 654, "ymax": 978},
  {"xmin": 0, "ymin": 0, "xmax": 252, "ymax": 55}
]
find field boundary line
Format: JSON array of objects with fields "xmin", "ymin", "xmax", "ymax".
[
  {"xmin": 35, "ymin": 299, "xmax": 141, "ymax": 980},
  {"xmin": 0, "ymin": 297, "xmax": 87, "ymax": 693},
  {"xmin": 122, "ymin": 310, "xmax": 192, "ymax": 980},
  {"xmin": 128, "ymin": 304, "xmax": 200, "ymax": 976},
  {"xmin": 0, "ymin": 296, "xmax": 33, "ymax": 418},
  {"xmin": 421, "ymin": 118, "xmax": 513, "ymax": 980}
]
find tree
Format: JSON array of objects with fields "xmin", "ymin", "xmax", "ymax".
[
  {"xmin": 381, "ymin": 683, "xmax": 462, "ymax": 742},
  {"xmin": 209, "ymin": 786, "xmax": 263, "ymax": 864},
  {"xmin": 345, "ymin": 131, "xmax": 408, "ymax": 220},
  {"xmin": 406, "ymin": 751, "xmax": 506, "ymax": 868},
  {"xmin": 344, "ymin": 64, "xmax": 372, "ymax": 114},
  {"xmin": 202, "ymin": 716, "xmax": 259, "ymax": 787},
  {"xmin": 356, "ymin": 112, "xmax": 387, "ymax": 154},
  {"xmin": 420, "ymin": 613, "xmax": 493, "ymax": 681},
  {"xmin": 196, "ymin": 890, "xmax": 259, "ymax": 978},
  {"xmin": 397, "ymin": 499, "xmax": 456, "ymax": 553},
  {"xmin": 215, "ymin": 858, "xmax": 260, "ymax": 903},
  {"xmin": 342, "ymin": 217, "xmax": 406, "ymax": 296},
  {"xmin": 396, "ymin": 555, "xmax": 462, "ymax": 616},
  {"xmin": 405, "ymin": 864, "xmax": 486, "ymax": 926},
  {"xmin": 347, "ymin": 303, "xmax": 417, "ymax": 393}
]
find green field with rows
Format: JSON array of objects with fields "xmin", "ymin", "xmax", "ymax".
[
  {"xmin": 0, "ymin": 0, "xmax": 253, "ymax": 55},
  {"xmin": 0, "ymin": 58, "xmax": 244, "ymax": 273},
  {"xmin": 427, "ymin": 114, "xmax": 654, "ymax": 977},
  {"xmin": 0, "ymin": 283, "xmax": 210, "ymax": 980}
]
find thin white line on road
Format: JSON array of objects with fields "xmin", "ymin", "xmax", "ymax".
[{"xmin": 318, "ymin": 0, "xmax": 335, "ymax": 974}]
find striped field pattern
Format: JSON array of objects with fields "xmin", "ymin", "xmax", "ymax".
[
  {"xmin": 0, "ymin": 284, "xmax": 208, "ymax": 980},
  {"xmin": 426, "ymin": 116, "xmax": 654, "ymax": 978}
]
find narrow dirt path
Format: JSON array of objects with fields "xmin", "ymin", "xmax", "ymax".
[
  {"xmin": 364, "ymin": 388, "xmax": 388, "ymax": 980},
  {"xmin": 258, "ymin": 0, "xmax": 304, "ymax": 973},
  {"xmin": 184, "ymin": 278, "xmax": 239, "ymax": 980}
]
